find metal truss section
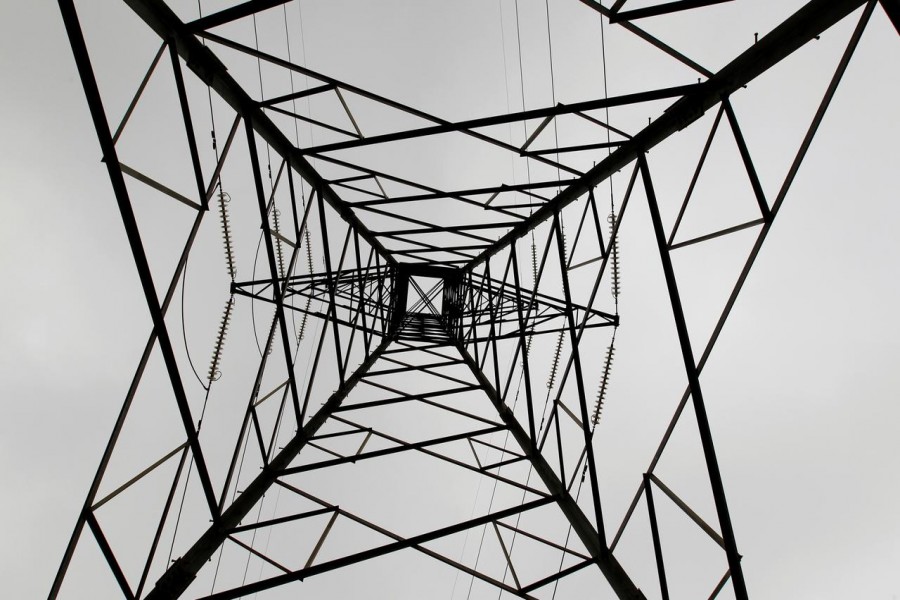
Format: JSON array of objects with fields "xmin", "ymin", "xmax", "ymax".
[{"xmin": 51, "ymin": 0, "xmax": 893, "ymax": 599}]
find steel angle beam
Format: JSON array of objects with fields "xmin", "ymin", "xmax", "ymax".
[
  {"xmin": 468, "ymin": 0, "xmax": 867, "ymax": 270},
  {"xmin": 122, "ymin": 0, "xmax": 395, "ymax": 267}
]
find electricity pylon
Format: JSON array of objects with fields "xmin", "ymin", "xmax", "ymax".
[{"xmin": 51, "ymin": 1, "xmax": 896, "ymax": 598}]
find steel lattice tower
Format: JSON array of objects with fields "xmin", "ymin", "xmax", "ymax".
[{"xmin": 50, "ymin": 1, "xmax": 898, "ymax": 599}]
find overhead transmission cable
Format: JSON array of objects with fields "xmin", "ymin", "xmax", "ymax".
[
  {"xmin": 463, "ymin": 3, "xmax": 568, "ymax": 597},
  {"xmin": 492, "ymin": 5, "xmax": 568, "ymax": 593},
  {"xmin": 169, "ymin": 0, "xmax": 241, "ymax": 580},
  {"xmin": 547, "ymin": 11, "xmax": 620, "ymax": 599},
  {"xmin": 253, "ymin": 6, "xmax": 321, "ymax": 584},
  {"xmin": 461, "ymin": 3, "xmax": 534, "ymax": 598},
  {"xmin": 450, "ymin": 4, "xmax": 524, "ymax": 598}
]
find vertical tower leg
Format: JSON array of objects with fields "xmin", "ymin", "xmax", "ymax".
[{"xmin": 639, "ymin": 153, "xmax": 748, "ymax": 600}]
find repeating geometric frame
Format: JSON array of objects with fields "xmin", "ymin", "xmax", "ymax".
[{"xmin": 51, "ymin": 1, "xmax": 896, "ymax": 599}]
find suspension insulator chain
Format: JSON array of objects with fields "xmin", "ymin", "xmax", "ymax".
[
  {"xmin": 304, "ymin": 227, "xmax": 314, "ymax": 275},
  {"xmin": 546, "ymin": 330, "xmax": 565, "ymax": 390},
  {"xmin": 592, "ymin": 338, "xmax": 616, "ymax": 427},
  {"xmin": 608, "ymin": 213, "xmax": 621, "ymax": 299},
  {"xmin": 218, "ymin": 190, "xmax": 236, "ymax": 282},
  {"xmin": 264, "ymin": 311, "xmax": 278, "ymax": 356},
  {"xmin": 271, "ymin": 207, "xmax": 286, "ymax": 279},
  {"xmin": 208, "ymin": 296, "xmax": 235, "ymax": 382},
  {"xmin": 296, "ymin": 308, "xmax": 310, "ymax": 343},
  {"xmin": 297, "ymin": 226, "xmax": 315, "ymax": 342}
]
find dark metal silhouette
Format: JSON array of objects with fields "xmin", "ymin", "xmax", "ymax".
[{"xmin": 51, "ymin": 0, "xmax": 887, "ymax": 598}]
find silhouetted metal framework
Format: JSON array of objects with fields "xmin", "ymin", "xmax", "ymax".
[{"xmin": 51, "ymin": 0, "xmax": 895, "ymax": 599}]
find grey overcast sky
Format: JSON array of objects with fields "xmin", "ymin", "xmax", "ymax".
[{"xmin": 1, "ymin": 1, "xmax": 898, "ymax": 599}]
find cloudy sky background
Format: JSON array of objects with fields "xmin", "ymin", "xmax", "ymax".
[{"xmin": 1, "ymin": 1, "xmax": 898, "ymax": 598}]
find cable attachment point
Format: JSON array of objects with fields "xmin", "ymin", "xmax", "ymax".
[{"xmin": 208, "ymin": 296, "xmax": 235, "ymax": 382}]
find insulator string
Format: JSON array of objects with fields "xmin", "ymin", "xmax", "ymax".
[
  {"xmin": 546, "ymin": 330, "xmax": 565, "ymax": 391},
  {"xmin": 207, "ymin": 296, "xmax": 235, "ymax": 382},
  {"xmin": 297, "ymin": 226, "xmax": 315, "ymax": 341},
  {"xmin": 592, "ymin": 330, "xmax": 617, "ymax": 427},
  {"xmin": 271, "ymin": 207, "xmax": 286, "ymax": 279},
  {"xmin": 608, "ymin": 212, "xmax": 621, "ymax": 300},
  {"xmin": 217, "ymin": 190, "xmax": 237, "ymax": 282}
]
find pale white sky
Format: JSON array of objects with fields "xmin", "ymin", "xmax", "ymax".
[{"xmin": 1, "ymin": 1, "xmax": 898, "ymax": 599}]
